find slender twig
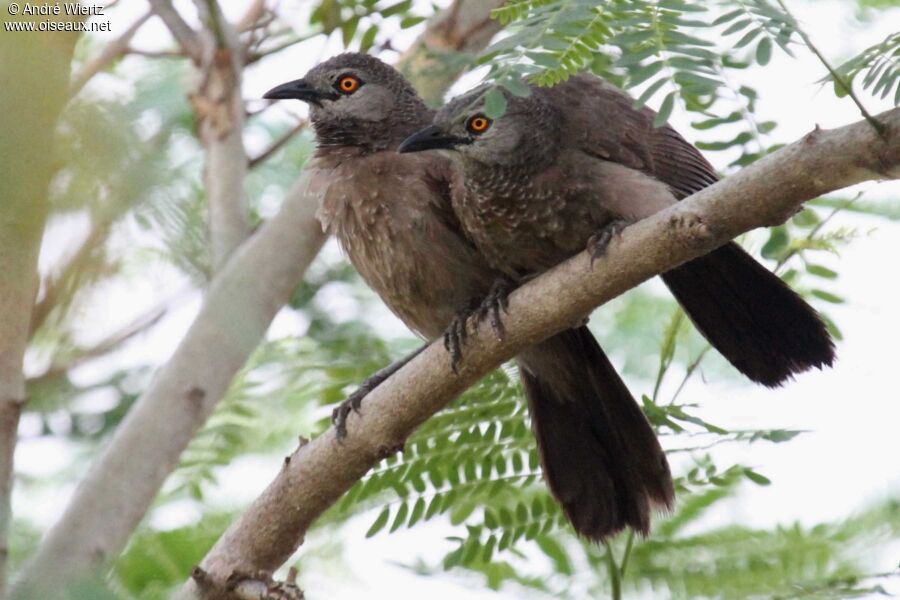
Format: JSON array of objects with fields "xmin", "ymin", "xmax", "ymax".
[
  {"xmin": 200, "ymin": 0, "xmax": 228, "ymax": 49},
  {"xmin": 30, "ymin": 222, "xmax": 110, "ymax": 337},
  {"xmin": 669, "ymin": 345, "xmax": 712, "ymax": 406},
  {"xmin": 619, "ymin": 529, "xmax": 636, "ymax": 579},
  {"xmin": 69, "ymin": 10, "xmax": 153, "ymax": 97},
  {"xmin": 248, "ymin": 121, "xmax": 308, "ymax": 169},
  {"xmin": 146, "ymin": 0, "xmax": 202, "ymax": 61},
  {"xmin": 775, "ymin": 0, "xmax": 886, "ymax": 136},
  {"xmin": 246, "ymin": 29, "xmax": 324, "ymax": 64},
  {"xmin": 235, "ymin": 0, "xmax": 267, "ymax": 33},
  {"xmin": 603, "ymin": 540, "xmax": 623, "ymax": 600},
  {"xmin": 27, "ymin": 294, "xmax": 184, "ymax": 385},
  {"xmin": 651, "ymin": 308, "xmax": 685, "ymax": 402},
  {"xmin": 774, "ymin": 193, "xmax": 860, "ymax": 273},
  {"xmin": 125, "ymin": 47, "xmax": 186, "ymax": 59}
]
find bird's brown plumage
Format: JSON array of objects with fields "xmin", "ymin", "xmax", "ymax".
[
  {"xmin": 417, "ymin": 72, "xmax": 835, "ymax": 387},
  {"xmin": 268, "ymin": 54, "xmax": 674, "ymax": 542}
]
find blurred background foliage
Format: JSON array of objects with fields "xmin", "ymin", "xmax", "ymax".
[{"xmin": 7, "ymin": 0, "xmax": 900, "ymax": 598}]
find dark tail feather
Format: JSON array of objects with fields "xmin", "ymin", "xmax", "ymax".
[
  {"xmin": 662, "ymin": 242, "xmax": 836, "ymax": 387},
  {"xmin": 516, "ymin": 326, "xmax": 673, "ymax": 542}
]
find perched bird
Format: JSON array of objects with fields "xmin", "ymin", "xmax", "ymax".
[
  {"xmin": 399, "ymin": 74, "xmax": 836, "ymax": 387},
  {"xmin": 264, "ymin": 54, "xmax": 673, "ymax": 541}
]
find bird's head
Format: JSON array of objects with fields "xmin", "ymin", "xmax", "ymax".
[
  {"xmin": 264, "ymin": 53, "xmax": 430, "ymax": 150},
  {"xmin": 398, "ymin": 83, "xmax": 558, "ymax": 168}
]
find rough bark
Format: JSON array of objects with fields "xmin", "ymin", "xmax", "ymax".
[
  {"xmin": 10, "ymin": 2, "xmax": 504, "ymax": 597},
  {"xmin": 0, "ymin": 6, "xmax": 81, "ymax": 597},
  {"xmin": 176, "ymin": 108, "xmax": 900, "ymax": 599}
]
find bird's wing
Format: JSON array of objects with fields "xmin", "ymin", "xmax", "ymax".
[
  {"xmin": 553, "ymin": 74, "xmax": 719, "ymax": 199},
  {"xmin": 421, "ymin": 154, "xmax": 482, "ymax": 252}
]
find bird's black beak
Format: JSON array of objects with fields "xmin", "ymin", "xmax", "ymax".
[
  {"xmin": 263, "ymin": 78, "xmax": 334, "ymax": 105},
  {"xmin": 398, "ymin": 125, "xmax": 466, "ymax": 153}
]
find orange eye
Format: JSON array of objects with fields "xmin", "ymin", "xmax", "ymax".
[
  {"xmin": 336, "ymin": 75, "xmax": 360, "ymax": 94},
  {"xmin": 466, "ymin": 114, "xmax": 491, "ymax": 134}
]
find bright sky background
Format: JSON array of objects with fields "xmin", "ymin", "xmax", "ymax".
[{"xmin": 14, "ymin": 0, "xmax": 900, "ymax": 598}]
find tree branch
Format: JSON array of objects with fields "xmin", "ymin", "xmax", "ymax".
[
  {"xmin": 0, "ymin": 13, "xmax": 80, "ymax": 597},
  {"xmin": 188, "ymin": 0, "xmax": 251, "ymax": 273},
  {"xmin": 146, "ymin": 0, "xmax": 202, "ymax": 62},
  {"xmin": 11, "ymin": 2, "xmax": 505, "ymax": 596},
  {"xmin": 248, "ymin": 120, "xmax": 308, "ymax": 169},
  {"xmin": 235, "ymin": 0, "xmax": 268, "ymax": 34},
  {"xmin": 27, "ymin": 298, "xmax": 174, "ymax": 386},
  {"xmin": 29, "ymin": 221, "xmax": 110, "ymax": 337},
  {"xmin": 397, "ymin": 0, "xmax": 506, "ymax": 105},
  {"xmin": 68, "ymin": 10, "xmax": 153, "ymax": 97},
  {"xmin": 176, "ymin": 108, "xmax": 900, "ymax": 598},
  {"xmin": 10, "ymin": 171, "xmax": 328, "ymax": 600}
]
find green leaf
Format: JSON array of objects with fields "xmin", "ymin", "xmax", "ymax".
[
  {"xmin": 359, "ymin": 25, "xmax": 379, "ymax": 53},
  {"xmin": 811, "ymin": 289, "xmax": 844, "ymax": 304},
  {"xmin": 654, "ymin": 92, "xmax": 675, "ymax": 127},
  {"xmin": 629, "ymin": 61, "xmax": 665, "ymax": 87},
  {"xmin": 484, "ymin": 88, "xmax": 508, "ymax": 119},
  {"xmin": 482, "ymin": 535, "xmax": 497, "ymax": 563},
  {"xmin": 761, "ymin": 226, "xmax": 790, "ymax": 259},
  {"xmin": 792, "ymin": 208, "xmax": 820, "ymax": 227},
  {"xmin": 408, "ymin": 498, "xmax": 426, "ymax": 527},
  {"xmin": 535, "ymin": 535, "xmax": 573, "ymax": 575},
  {"xmin": 756, "ymin": 37, "xmax": 773, "ymax": 66},
  {"xmin": 366, "ymin": 507, "xmax": 390, "ymax": 537},
  {"xmin": 635, "ymin": 78, "xmax": 668, "ymax": 107},
  {"xmin": 744, "ymin": 468, "xmax": 772, "ymax": 486},
  {"xmin": 806, "ymin": 264, "xmax": 838, "ymax": 280},
  {"xmin": 485, "ymin": 509, "xmax": 499, "ymax": 530},
  {"xmin": 735, "ymin": 28, "xmax": 762, "ymax": 49},
  {"xmin": 713, "ymin": 9, "xmax": 744, "ymax": 26},
  {"xmin": 341, "ymin": 17, "xmax": 360, "ymax": 47},
  {"xmin": 380, "ymin": 0, "xmax": 413, "ymax": 18},
  {"xmin": 722, "ymin": 18, "xmax": 752, "ymax": 36},
  {"xmin": 390, "ymin": 502, "xmax": 409, "ymax": 532},
  {"xmin": 400, "ymin": 16, "xmax": 426, "ymax": 29}
]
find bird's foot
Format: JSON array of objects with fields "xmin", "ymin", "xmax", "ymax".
[
  {"xmin": 587, "ymin": 219, "xmax": 630, "ymax": 266},
  {"xmin": 443, "ymin": 305, "xmax": 473, "ymax": 374},
  {"xmin": 332, "ymin": 372, "xmax": 385, "ymax": 440},
  {"xmin": 474, "ymin": 276, "xmax": 514, "ymax": 341},
  {"xmin": 331, "ymin": 346, "xmax": 427, "ymax": 440},
  {"xmin": 225, "ymin": 569, "xmax": 305, "ymax": 600},
  {"xmin": 442, "ymin": 277, "xmax": 515, "ymax": 373}
]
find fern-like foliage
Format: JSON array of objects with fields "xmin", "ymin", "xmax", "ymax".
[{"xmin": 832, "ymin": 31, "xmax": 900, "ymax": 105}]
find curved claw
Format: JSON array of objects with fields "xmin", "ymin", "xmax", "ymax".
[
  {"xmin": 332, "ymin": 402, "xmax": 353, "ymax": 440},
  {"xmin": 332, "ymin": 376, "xmax": 378, "ymax": 439},
  {"xmin": 443, "ymin": 312, "xmax": 468, "ymax": 374},
  {"xmin": 474, "ymin": 277, "xmax": 514, "ymax": 341},
  {"xmin": 587, "ymin": 219, "xmax": 630, "ymax": 267}
]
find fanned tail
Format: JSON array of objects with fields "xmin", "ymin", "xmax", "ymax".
[
  {"xmin": 662, "ymin": 242, "xmax": 836, "ymax": 387},
  {"xmin": 516, "ymin": 326, "xmax": 673, "ymax": 541}
]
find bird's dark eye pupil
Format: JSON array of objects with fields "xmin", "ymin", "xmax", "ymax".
[{"xmin": 336, "ymin": 76, "xmax": 360, "ymax": 94}]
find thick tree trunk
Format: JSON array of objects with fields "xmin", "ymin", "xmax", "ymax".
[{"xmin": 0, "ymin": 6, "xmax": 81, "ymax": 597}]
